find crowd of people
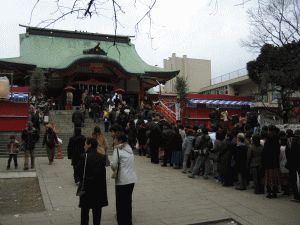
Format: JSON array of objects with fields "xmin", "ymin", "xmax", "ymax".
[
  {"xmin": 8, "ymin": 90, "xmax": 299, "ymax": 224},
  {"xmin": 93, "ymin": 99, "xmax": 300, "ymax": 205}
]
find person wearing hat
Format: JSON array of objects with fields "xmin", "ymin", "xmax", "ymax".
[
  {"xmin": 21, "ymin": 121, "xmax": 40, "ymax": 170},
  {"xmin": 42, "ymin": 124, "xmax": 59, "ymax": 165}
]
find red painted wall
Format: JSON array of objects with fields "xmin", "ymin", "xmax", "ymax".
[{"xmin": 0, "ymin": 102, "xmax": 29, "ymax": 131}]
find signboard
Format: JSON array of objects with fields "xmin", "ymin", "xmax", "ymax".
[
  {"xmin": 14, "ymin": 97, "xmax": 28, "ymax": 103},
  {"xmin": 175, "ymin": 103, "xmax": 181, "ymax": 121},
  {"xmin": 206, "ymin": 103, "xmax": 241, "ymax": 108},
  {"xmin": 44, "ymin": 116, "xmax": 49, "ymax": 123},
  {"xmin": 187, "ymin": 103, "xmax": 197, "ymax": 108}
]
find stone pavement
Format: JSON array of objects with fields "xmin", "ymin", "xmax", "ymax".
[{"xmin": 1, "ymin": 154, "xmax": 300, "ymax": 225}]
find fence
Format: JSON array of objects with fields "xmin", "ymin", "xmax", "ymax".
[{"xmin": 211, "ymin": 68, "xmax": 248, "ymax": 85}]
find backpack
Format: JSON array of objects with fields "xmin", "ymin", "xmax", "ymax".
[
  {"xmin": 95, "ymin": 96, "xmax": 102, "ymax": 105},
  {"xmin": 196, "ymin": 135, "xmax": 212, "ymax": 156}
]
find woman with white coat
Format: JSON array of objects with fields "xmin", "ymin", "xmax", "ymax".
[{"xmin": 111, "ymin": 132, "xmax": 137, "ymax": 225}]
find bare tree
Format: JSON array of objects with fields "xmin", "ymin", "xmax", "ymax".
[
  {"xmin": 240, "ymin": 0, "xmax": 300, "ymax": 52},
  {"xmin": 30, "ymin": 0, "xmax": 157, "ymax": 39}
]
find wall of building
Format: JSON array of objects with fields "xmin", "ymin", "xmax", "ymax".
[{"xmin": 163, "ymin": 53, "xmax": 211, "ymax": 93}]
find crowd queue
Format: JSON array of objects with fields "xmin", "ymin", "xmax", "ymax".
[
  {"xmin": 70, "ymin": 90, "xmax": 300, "ymax": 224},
  {"xmin": 12, "ymin": 91, "xmax": 299, "ymax": 225}
]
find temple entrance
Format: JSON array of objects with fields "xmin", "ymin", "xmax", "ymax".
[
  {"xmin": 71, "ymin": 83, "xmax": 115, "ymax": 107},
  {"xmin": 122, "ymin": 94, "xmax": 139, "ymax": 109}
]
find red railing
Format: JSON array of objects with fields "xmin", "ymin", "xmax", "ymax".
[{"xmin": 156, "ymin": 100, "xmax": 176, "ymax": 124}]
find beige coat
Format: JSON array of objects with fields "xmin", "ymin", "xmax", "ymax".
[{"xmin": 90, "ymin": 134, "xmax": 108, "ymax": 155}]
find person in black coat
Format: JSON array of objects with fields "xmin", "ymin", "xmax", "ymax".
[
  {"xmin": 161, "ymin": 123, "xmax": 175, "ymax": 167},
  {"xmin": 42, "ymin": 124, "xmax": 59, "ymax": 165},
  {"xmin": 261, "ymin": 125, "xmax": 281, "ymax": 198},
  {"xmin": 67, "ymin": 127, "xmax": 86, "ymax": 184},
  {"xmin": 77, "ymin": 137, "xmax": 108, "ymax": 225},
  {"xmin": 126, "ymin": 119, "xmax": 137, "ymax": 150},
  {"xmin": 31, "ymin": 111, "xmax": 40, "ymax": 134},
  {"xmin": 72, "ymin": 107, "xmax": 84, "ymax": 132},
  {"xmin": 148, "ymin": 125, "xmax": 161, "ymax": 164},
  {"xmin": 209, "ymin": 109, "xmax": 216, "ymax": 125},
  {"xmin": 231, "ymin": 112, "xmax": 239, "ymax": 127},
  {"xmin": 91, "ymin": 101, "xmax": 100, "ymax": 123},
  {"xmin": 22, "ymin": 121, "xmax": 40, "ymax": 170},
  {"xmin": 286, "ymin": 130, "xmax": 300, "ymax": 202},
  {"xmin": 116, "ymin": 108, "xmax": 128, "ymax": 131},
  {"xmin": 137, "ymin": 123, "xmax": 147, "ymax": 156},
  {"xmin": 219, "ymin": 131, "xmax": 236, "ymax": 187},
  {"xmin": 234, "ymin": 133, "xmax": 248, "ymax": 190}
]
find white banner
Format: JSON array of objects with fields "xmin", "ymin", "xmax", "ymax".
[{"xmin": 175, "ymin": 103, "xmax": 181, "ymax": 121}]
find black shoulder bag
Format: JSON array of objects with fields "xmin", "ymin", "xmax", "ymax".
[{"xmin": 76, "ymin": 153, "xmax": 87, "ymax": 197}]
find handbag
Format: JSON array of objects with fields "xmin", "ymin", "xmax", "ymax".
[
  {"xmin": 76, "ymin": 153, "xmax": 87, "ymax": 197},
  {"xmin": 111, "ymin": 148, "xmax": 120, "ymax": 179}
]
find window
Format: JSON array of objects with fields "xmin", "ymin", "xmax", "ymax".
[
  {"xmin": 199, "ymin": 86, "xmax": 228, "ymax": 95},
  {"xmin": 272, "ymin": 86, "xmax": 281, "ymax": 103},
  {"xmin": 255, "ymin": 95, "xmax": 268, "ymax": 103}
]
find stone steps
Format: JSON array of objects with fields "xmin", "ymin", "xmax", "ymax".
[{"xmin": 0, "ymin": 110, "xmax": 139, "ymax": 157}]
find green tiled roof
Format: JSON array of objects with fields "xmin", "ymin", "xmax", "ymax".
[{"xmin": 0, "ymin": 26, "xmax": 179, "ymax": 77}]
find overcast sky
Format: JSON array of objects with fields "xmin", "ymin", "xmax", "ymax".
[{"xmin": 0, "ymin": 0, "xmax": 259, "ymax": 80}]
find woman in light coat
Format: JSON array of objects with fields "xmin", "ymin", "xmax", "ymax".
[{"xmin": 111, "ymin": 132, "xmax": 137, "ymax": 225}]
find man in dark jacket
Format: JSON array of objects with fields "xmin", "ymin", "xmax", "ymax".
[
  {"xmin": 161, "ymin": 123, "xmax": 175, "ymax": 167},
  {"xmin": 94, "ymin": 92, "xmax": 103, "ymax": 116},
  {"xmin": 31, "ymin": 111, "xmax": 40, "ymax": 134},
  {"xmin": 116, "ymin": 108, "xmax": 128, "ymax": 131},
  {"xmin": 42, "ymin": 124, "xmax": 59, "ymax": 165},
  {"xmin": 286, "ymin": 130, "xmax": 300, "ymax": 202},
  {"xmin": 109, "ymin": 107, "xmax": 117, "ymax": 126},
  {"xmin": 234, "ymin": 133, "xmax": 248, "ymax": 190},
  {"xmin": 91, "ymin": 101, "xmax": 100, "ymax": 123},
  {"xmin": 67, "ymin": 127, "xmax": 86, "ymax": 184},
  {"xmin": 209, "ymin": 109, "xmax": 216, "ymax": 126},
  {"xmin": 72, "ymin": 107, "xmax": 84, "ymax": 132},
  {"xmin": 219, "ymin": 131, "xmax": 236, "ymax": 186},
  {"xmin": 22, "ymin": 121, "xmax": 39, "ymax": 170}
]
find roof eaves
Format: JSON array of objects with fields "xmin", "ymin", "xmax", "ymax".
[{"xmin": 24, "ymin": 25, "xmax": 132, "ymax": 44}]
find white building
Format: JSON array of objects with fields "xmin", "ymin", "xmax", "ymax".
[{"xmin": 163, "ymin": 53, "xmax": 211, "ymax": 93}]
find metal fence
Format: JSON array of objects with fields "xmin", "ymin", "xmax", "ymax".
[{"xmin": 211, "ymin": 68, "xmax": 248, "ymax": 85}]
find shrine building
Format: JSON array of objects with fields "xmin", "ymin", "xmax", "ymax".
[{"xmin": 0, "ymin": 26, "xmax": 179, "ymax": 108}]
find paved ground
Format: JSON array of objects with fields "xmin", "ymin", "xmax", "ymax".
[{"xmin": 1, "ymin": 153, "xmax": 300, "ymax": 225}]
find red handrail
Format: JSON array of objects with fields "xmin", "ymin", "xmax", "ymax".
[{"xmin": 157, "ymin": 101, "xmax": 176, "ymax": 124}]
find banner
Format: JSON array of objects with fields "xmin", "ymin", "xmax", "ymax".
[{"xmin": 175, "ymin": 103, "xmax": 181, "ymax": 121}]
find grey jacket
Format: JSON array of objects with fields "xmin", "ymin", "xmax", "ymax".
[
  {"xmin": 182, "ymin": 136, "xmax": 195, "ymax": 155},
  {"xmin": 111, "ymin": 143, "xmax": 137, "ymax": 185},
  {"xmin": 246, "ymin": 144, "xmax": 263, "ymax": 168}
]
